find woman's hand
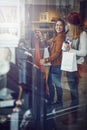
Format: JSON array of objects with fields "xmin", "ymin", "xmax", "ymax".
[
  {"xmin": 64, "ymin": 44, "xmax": 71, "ymax": 51},
  {"xmin": 40, "ymin": 59, "xmax": 45, "ymax": 65}
]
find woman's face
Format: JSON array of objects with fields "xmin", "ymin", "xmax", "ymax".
[{"xmin": 55, "ymin": 21, "xmax": 64, "ymax": 33}]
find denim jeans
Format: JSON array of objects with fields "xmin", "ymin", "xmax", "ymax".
[
  {"xmin": 47, "ymin": 65, "xmax": 62, "ymax": 104},
  {"xmin": 18, "ymin": 60, "xmax": 26, "ymax": 84},
  {"xmin": 66, "ymin": 71, "xmax": 79, "ymax": 108}
]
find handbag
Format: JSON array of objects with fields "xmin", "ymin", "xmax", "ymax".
[
  {"xmin": 77, "ymin": 56, "xmax": 87, "ymax": 78},
  {"xmin": 61, "ymin": 51, "xmax": 77, "ymax": 72}
]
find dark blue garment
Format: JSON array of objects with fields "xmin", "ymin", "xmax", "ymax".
[
  {"xmin": 16, "ymin": 48, "xmax": 28, "ymax": 84},
  {"xmin": 66, "ymin": 71, "xmax": 79, "ymax": 107},
  {"xmin": 47, "ymin": 65, "xmax": 62, "ymax": 104},
  {"xmin": 18, "ymin": 60, "xmax": 26, "ymax": 84},
  {"xmin": 16, "ymin": 48, "xmax": 27, "ymax": 60}
]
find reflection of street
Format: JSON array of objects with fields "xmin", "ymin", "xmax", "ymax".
[
  {"xmin": 0, "ymin": 61, "xmax": 87, "ymax": 130},
  {"xmin": 0, "ymin": 7, "xmax": 17, "ymax": 23},
  {"xmin": 0, "ymin": 2, "xmax": 20, "ymax": 48}
]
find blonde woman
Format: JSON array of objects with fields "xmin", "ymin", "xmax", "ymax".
[{"xmin": 63, "ymin": 12, "xmax": 87, "ymax": 124}]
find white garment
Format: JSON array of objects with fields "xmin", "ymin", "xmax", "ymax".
[
  {"xmin": 0, "ymin": 48, "xmax": 11, "ymax": 75},
  {"xmin": 70, "ymin": 31, "xmax": 87, "ymax": 64},
  {"xmin": 43, "ymin": 47, "xmax": 51, "ymax": 66}
]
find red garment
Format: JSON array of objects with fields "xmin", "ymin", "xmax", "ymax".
[
  {"xmin": 35, "ymin": 37, "xmax": 48, "ymax": 94},
  {"xmin": 35, "ymin": 37, "xmax": 46, "ymax": 77},
  {"xmin": 35, "ymin": 37, "xmax": 41, "ymax": 67}
]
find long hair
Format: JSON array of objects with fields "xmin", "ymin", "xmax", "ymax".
[
  {"xmin": 54, "ymin": 18, "xmax": 66, "ymax": 36},
  {"xmin": 67, "ymin": 24, "xmax": 82, "ymax": 39}
]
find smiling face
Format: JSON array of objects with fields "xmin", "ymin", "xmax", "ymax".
[{"xmin": 55, "ymin": 21, "xmax": 64, "ymax": 34}]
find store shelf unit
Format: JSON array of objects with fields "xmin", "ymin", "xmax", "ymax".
[{"xmin": 29, "ymin": 21, "xmax": 55, "ymax": 31}]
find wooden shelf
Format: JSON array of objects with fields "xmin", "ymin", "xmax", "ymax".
[
  {"xmin": 30, "ymin": 21, "xmax": 55, "ymax": 24},
  {"xmin": 29, "ymin": 21, "xmax": 55, "ymax": 32},
  {"xmin": 31, "ymin": 28, "xmax": 54, "ymax": 31}
]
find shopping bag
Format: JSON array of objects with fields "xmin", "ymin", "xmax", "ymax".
[
  {"xmin": 43, "ymin": 47, "xmax": 51, "ymax": 66},
  {"xmin": 61, "ymin": 51, "xmax": 77, "ymax": 72}
]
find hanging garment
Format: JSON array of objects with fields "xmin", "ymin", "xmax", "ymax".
[{"xmin": 35, "ymin": 37, "xmax": 49, "ymax": 93}]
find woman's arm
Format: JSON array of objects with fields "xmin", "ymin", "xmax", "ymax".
[
  {"xmin": 70, "ymin": 31, "xmax": 87, "ymax": 56},
  {"xmin": 40, "ymin": 33, "xmax": 65, "ymax": 64}
]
